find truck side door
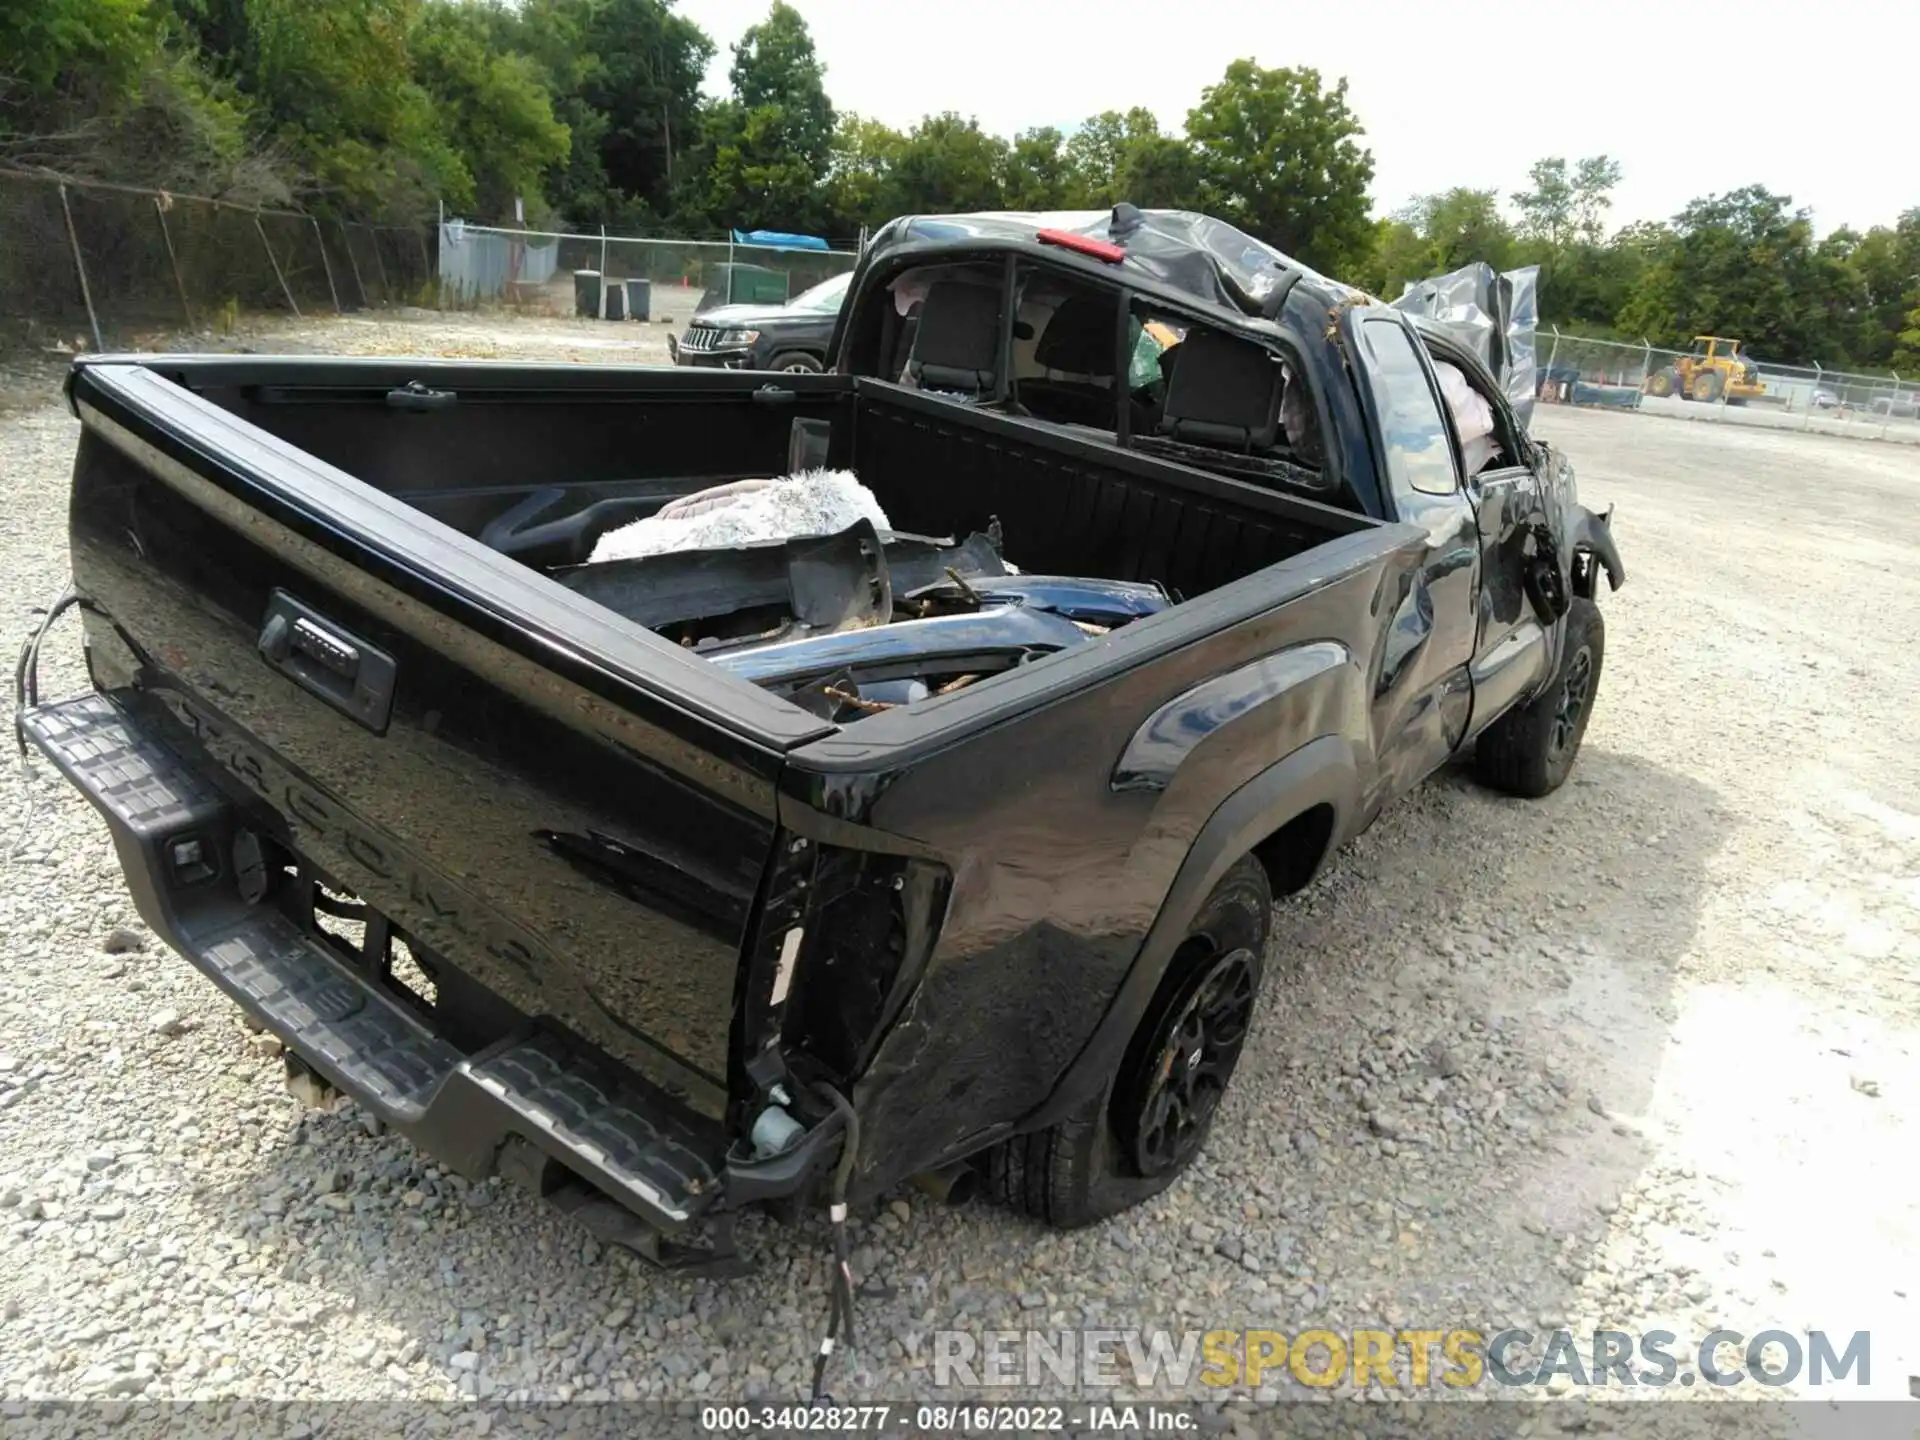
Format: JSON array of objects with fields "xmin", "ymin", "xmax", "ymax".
[
  {"xmin": 1448, "ymin": 369, "xmax": 1557, "ymax": 735},
  {"xmin": 1345, "ymin": 309, "xmax": 1481, "ymax": 816}
]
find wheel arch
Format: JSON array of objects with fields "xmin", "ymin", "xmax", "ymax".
[{"xmin": 1020, "ymin": 735, "xmax": 1357, "ymax": 1132}]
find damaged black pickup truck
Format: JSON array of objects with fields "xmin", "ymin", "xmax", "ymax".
[{"xmin": 17, "ymin": 208, "xmax": 1623, "ymax": 1277}]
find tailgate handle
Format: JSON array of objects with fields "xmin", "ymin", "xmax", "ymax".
[
  {"xmin": 258, "ymin": 591, "xmax": 397, "ymax": 734},
  {"xmin": 752, "ymin": 385, "xmax": 797, "ymax": 405},
  {"xmin": 264, "ymin": 615, "xmax": 361, "ymax": 678}
]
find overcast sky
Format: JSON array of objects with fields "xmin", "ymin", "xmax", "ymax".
[{"xmin": 685, "ymin": 0, "xmax": 1914, "ymax": 236}]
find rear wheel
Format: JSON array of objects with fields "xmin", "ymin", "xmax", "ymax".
[
  {"xmin": 1644, "ymin": 368, "xmax": 1677, "ymax": 398},
  {"xmin": 988, "ymin": 856, "xmax": 1271, "ymax": 1228},
  {"xmin": 1473, "ymin": 599, "xmax": 1605, "ymax": 798},
  {"xmin": 768, "ymin": 351, "xmax": 822, "ymax": 373}
]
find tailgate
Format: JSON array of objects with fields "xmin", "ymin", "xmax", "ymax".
[{"xmin": 62, "ymin": 362, "xmax": 833, "ymax": 1118}]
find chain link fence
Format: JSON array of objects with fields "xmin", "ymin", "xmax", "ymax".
[
  {"xmin": 437, "ymin": 222, "xmax": 859, "ymax": 330},
  {"xmin": 1, "ymin": 167, "xmax": 435, "ymax": 352},
  {"xmin": 1536, "ymin": 328, "xmax": 1920, "ymax": 440}
]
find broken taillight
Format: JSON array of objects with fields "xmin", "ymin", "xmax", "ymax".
[{"xmin": 736, "ymin": 833, "xmax": 951, "ymax": 1098}]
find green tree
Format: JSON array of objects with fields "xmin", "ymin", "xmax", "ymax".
[
  {"xmin": 883, "ymin": 112, "xmax": 1006, "ymax": 215},
  {"xmin": 531, "ymin": 0, "xmax": 709, "ymax": 226},
  {"xmin": 1, "ymin": 0, "xmax": 154, "ymax": 99},
  {"xmin": 1408, "ymin": 188, "xmax": 1515, "ymax": 273},
  {"xmin": 241, "ymin": 0, "xmax": 465, "ymax": 216},
  {"xmin": 1894, "ymin": 300, "xmax": 1920, "ymax": 370},
  {"xmin": 1183, "ymin": 60, "xmax": 1373, "ymax": 277},
  {"xmin": 818, "ymin": 111, "xmax": 902, "ymax": 233},
  {"xmin": 1839, "ymin": 211, "xmax": 1920, "ymax": 367},
  {"xmin": 1570, "ymin": 156, "xmax": 1622, "ymax": 243},
  {"xmin": 3, "ymin": 0, "xmax": 260, "ymax": 196},
  {"xmin": 1062, "ymin": 107, "xmax": 1157, "ymax": 205},
  {"xmin": 1513, "ymin": 156, "xmax": 1575, "ymax": 249},
  {"xmin": 725, "ymin": 0, "xmax": 830, "ymax": 172},
  {"xmin": 1001, "ymin": 125, "xmax": 1069, "ymax": 210},
  {"xmin": 698, "ymin": 97, "xmax": 819, "ymax": 231},
  {"xmin": 695, "ymin": 1, "xmax": 832, "ymax": 231},
  {"xmin": 1116, "ymin": 132, "xmax": 1200, "ymax": 209},
  {"xmin": 510, "ymin": 0, "xmax": 615, "ymax": 222},
  {"xmin": 1617, "ymin": 186, "xmax": 1844, "ymax": 363},
  {"xmin": 412, "ymin": 0, "xmax": 568, "ymax": 221},
  {"xmin": 1528, "ymin": 236, "xmax": 1650, "ymax": 335},
  {"xmin": 1354, "ymin": 189, "xmax": 1514, "ymax": 299},
  {"xmin": 1514, "ymin": 154, "xmax": 1621, "ymax": 249},
  {"xmin": 1061, "ymin": 108, "xmax": 1203, "ymax": 211},
  {"xmin": 1353, "ymin": 216, "xmax": 1426, "ymax": 299}
]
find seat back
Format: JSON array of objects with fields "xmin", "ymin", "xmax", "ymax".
[
  {"xmin": 1032, "ymin": 293, "xmax": 1116, "ymax": 378},
  {"xmin": 1157, "ymin": 328, "xmax": 1283, "ymax": 451},
  {"xmin": 908, "ymin": 281, "xmax": 1002, "ymax": 396}
]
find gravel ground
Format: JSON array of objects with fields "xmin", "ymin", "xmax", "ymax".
[{"xmin": 1, "ymin": 316, "xmax": 1917, "ymax": 1432}]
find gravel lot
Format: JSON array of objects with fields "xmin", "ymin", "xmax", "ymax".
[{"xmin": 1, "ymin": 314, "xmax": 1916, "ymax": 1429}]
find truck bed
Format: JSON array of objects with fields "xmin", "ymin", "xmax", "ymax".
[{"xmin": 39, "ymin": 355, "xmax": 1428, "ymax": 1233}]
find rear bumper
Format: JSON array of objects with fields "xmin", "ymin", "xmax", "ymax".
[{"xmin": 20, "ymin": 690, "xmax": 839, "ymax": 1267}]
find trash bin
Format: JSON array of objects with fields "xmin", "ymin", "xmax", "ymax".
[
  {"xmin": 604, "ymin": 280, "xmax": 627, "ymax": 322},
  {"xmin": 573, "ymin": 270, "xmax": 601, "ymax": 319},
  {"xmin": 627, "ymin": 278, "xmax": 651, "ymax": 323}
]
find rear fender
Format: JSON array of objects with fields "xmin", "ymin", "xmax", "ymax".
[{"xmin": 1021, "ymin": 733, "xmax": 1359, "ymax": 1131}]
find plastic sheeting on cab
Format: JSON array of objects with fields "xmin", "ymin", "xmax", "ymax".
[
  {"xmin": 872, "ymin": 208, "xmax": 1369, "ymax": 325},
  {"xmin": 1393, "ymin": 263, "xmax": 1541, "ymax": 430}
]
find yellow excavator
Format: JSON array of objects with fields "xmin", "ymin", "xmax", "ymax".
[{"xmin": 1643, "ymin": 336, "xmax": 1766, "ymax": 404}]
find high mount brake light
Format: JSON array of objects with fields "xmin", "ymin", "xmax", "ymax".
[{"xmin": 1036, "ymin": 229, "xmax": 1127, "ymax": 264}]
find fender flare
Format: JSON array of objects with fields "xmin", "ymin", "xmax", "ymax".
[{"xmin": 1021, "ymin": 733, "xmax": 1360, "ymax": 1132}]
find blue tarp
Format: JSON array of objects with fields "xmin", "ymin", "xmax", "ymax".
[{"xmin": 730, "ymin": 229, "xmax": 830, "ymax": 252}]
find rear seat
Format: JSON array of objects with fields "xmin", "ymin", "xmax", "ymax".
[
  {"xmin": 905, "ymin": 281, "xmax": 1002, "ymax": 399},
  {"xmin": 1156, "ymin": 328, "xmax": 1284, "ymax": 452}
]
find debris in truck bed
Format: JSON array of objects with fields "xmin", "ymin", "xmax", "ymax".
[
  {"xmin": 557, "ymin": 523, "xmax": 1007, "ymax": 634},
  {"xmin": 558, "ymin": 515, "xmax": 1173, "ymax": 724},
  {"xmin": 588, "ymin": 469, "xmax": 891, "ymax": 563}
]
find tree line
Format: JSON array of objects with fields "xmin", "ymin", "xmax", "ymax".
[{"xmin": 5, "ymin": 0, "xmax": 1917, "ymax": 367}]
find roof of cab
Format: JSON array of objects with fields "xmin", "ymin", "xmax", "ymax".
[{"xmin": 859, "ymin": 205, "xmax": 1372, "ymax": 338}]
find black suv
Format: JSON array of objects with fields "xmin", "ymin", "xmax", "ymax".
[{"xmin": 669, "ymin": 270, "xmax": 850, "ymax": 373}]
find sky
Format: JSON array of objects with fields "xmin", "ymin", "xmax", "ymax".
[{"xmin": 684, "ymin": 0, "xmax": 1916, "ymax": 236}]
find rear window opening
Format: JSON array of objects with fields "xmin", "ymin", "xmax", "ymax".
[
  {"xmin": 853, "ymin": 255, "xmax": 1334, "ymax": 503},
  {"xmin": 880, "ymin": 260, "xmax": 1005, "ymax": 397},
  {"xmin": 1123, "ymin": 300, "xmax": 1327, "ymax": 494}
]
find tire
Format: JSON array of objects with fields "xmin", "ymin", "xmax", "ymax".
[
  {"xmin": 1693, "ymin": 369, "xmax": 1724, "ymax": 403},
  {"xmin": 987, "ymin": 855, "xmax": 1272, "ymax": 1228},
  {"xmin": 768, "ymin": 351, "xmax": 822, "ymax": 373},
  {"xmin": 1473, "ymin": 598, "xmax": 1605, "ymax": 799}
]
